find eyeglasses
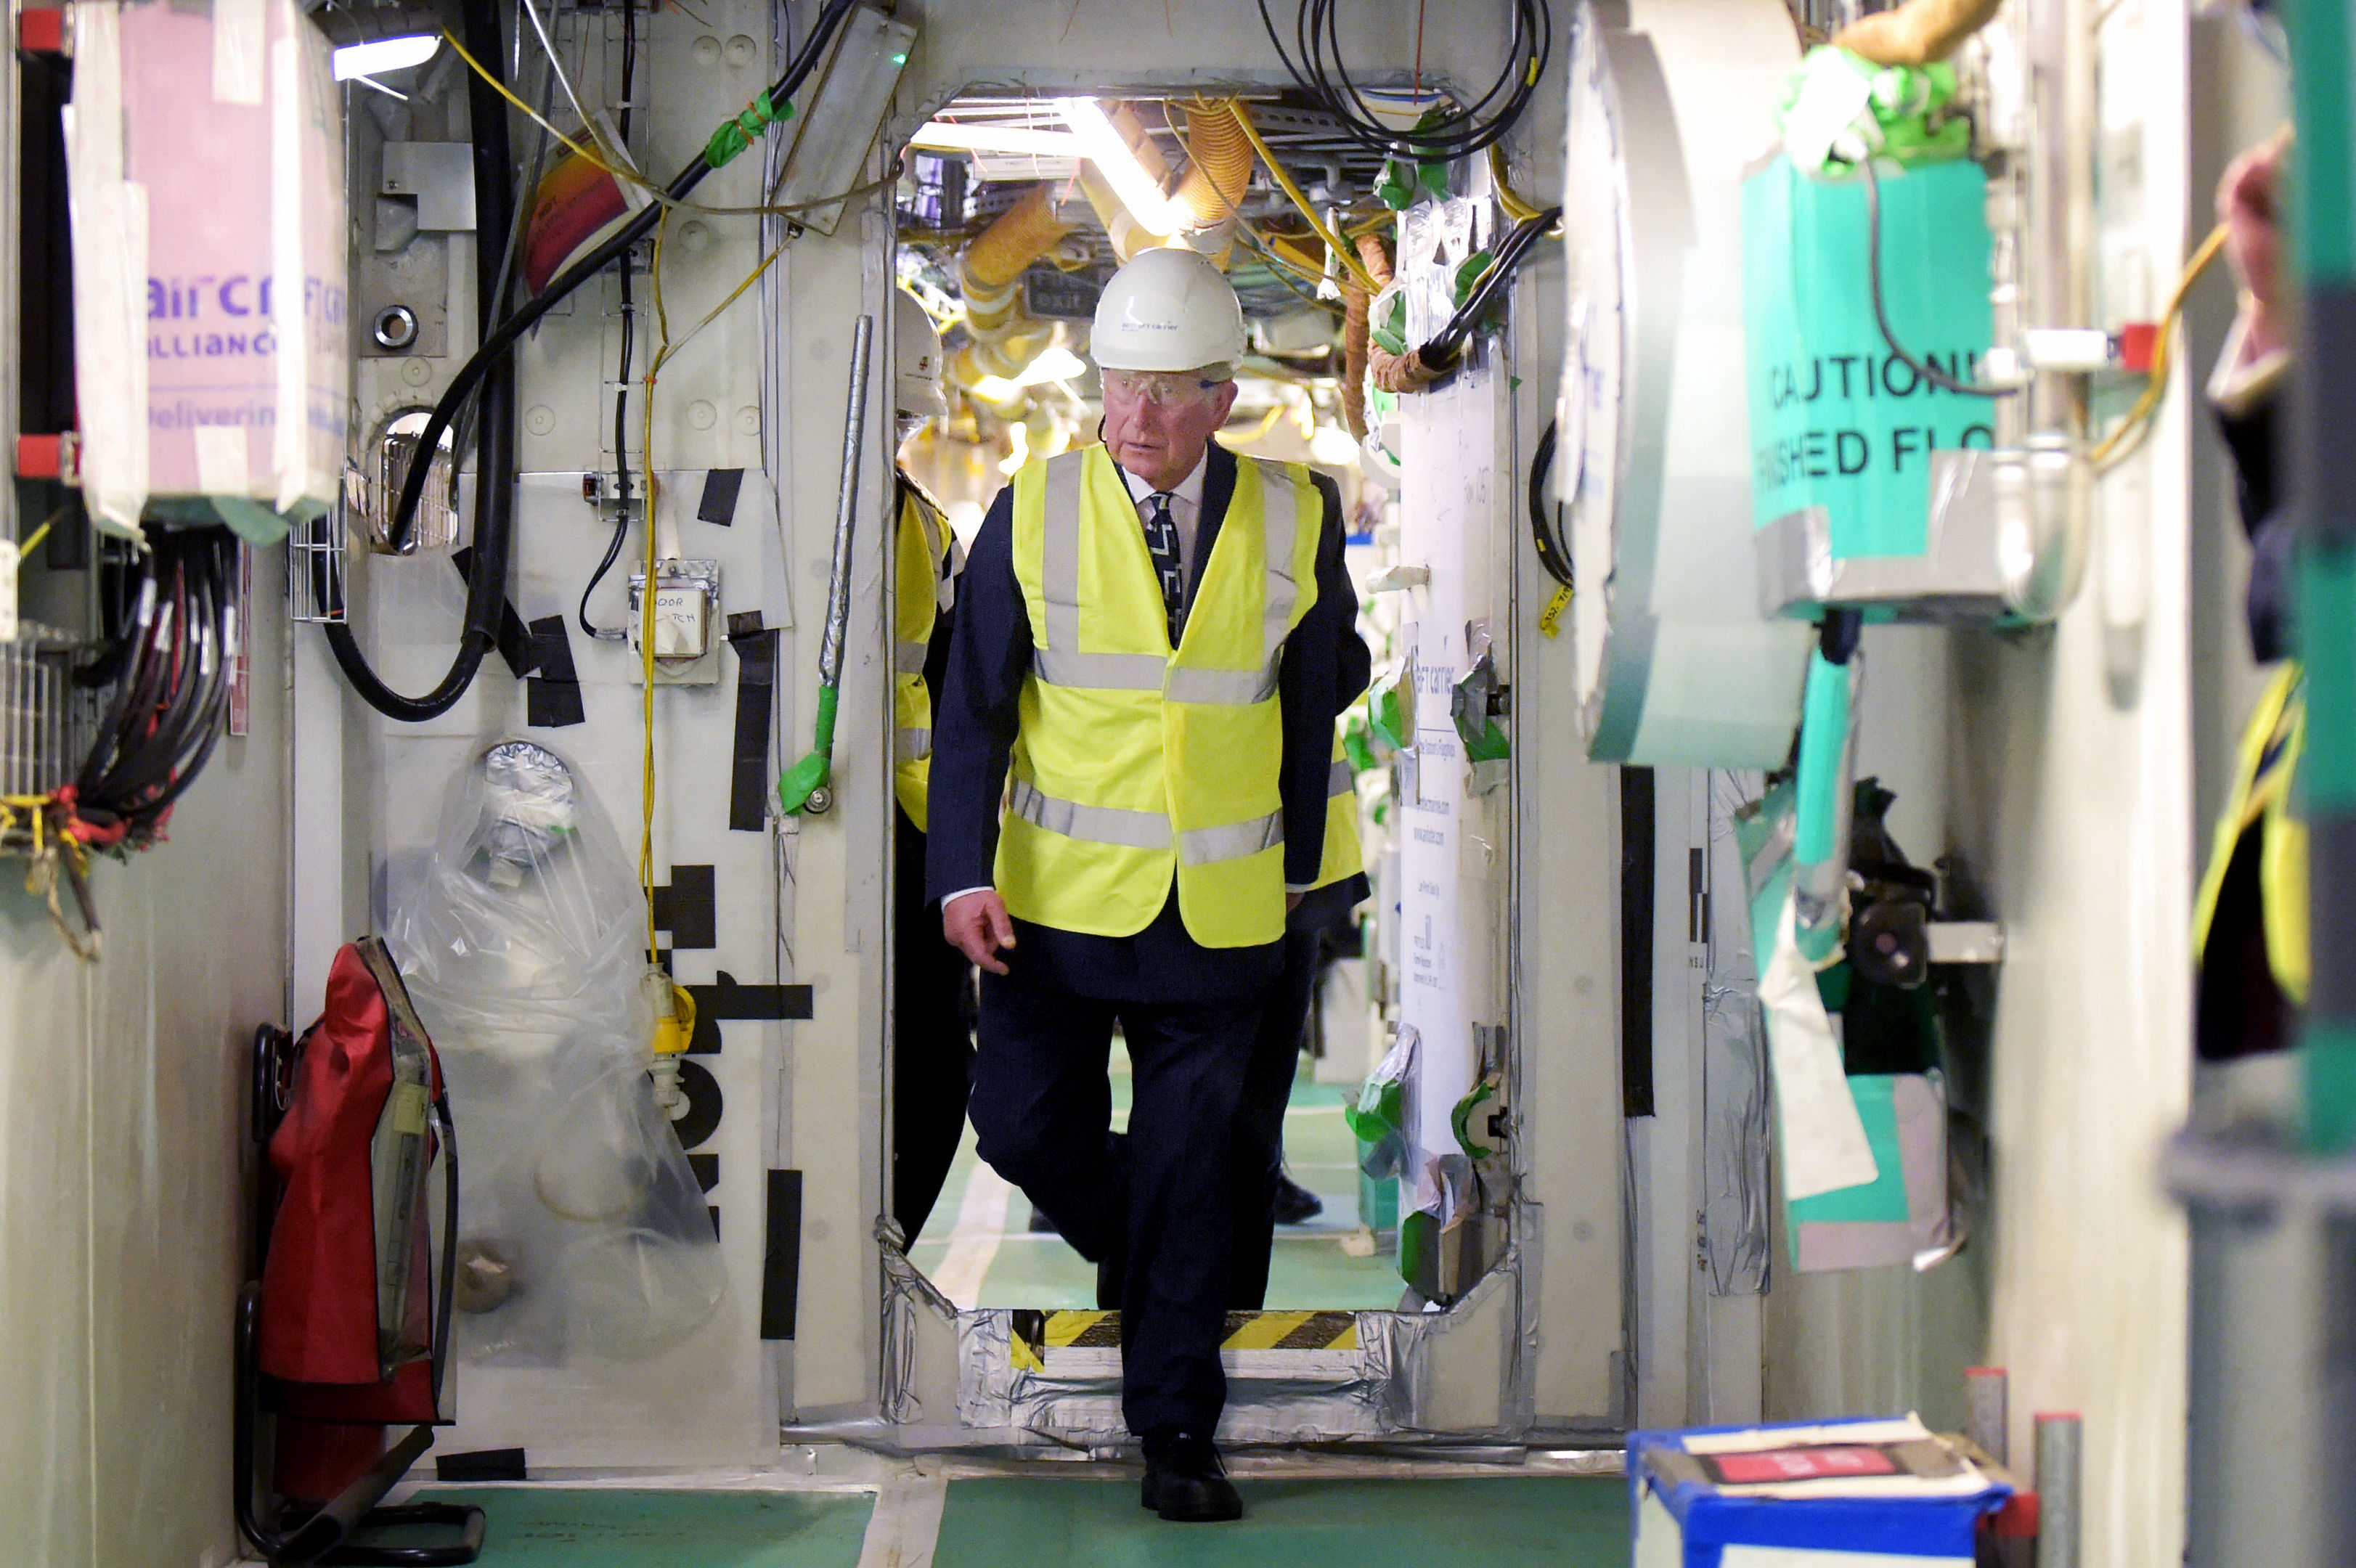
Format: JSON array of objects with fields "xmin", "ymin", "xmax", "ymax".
[{"xmin": 1101, "ymin": 369, "xmax": 1224, "ymax": 408}]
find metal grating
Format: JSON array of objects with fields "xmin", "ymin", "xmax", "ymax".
[{"xmin": 0, "ymin": 624, "xmax": 94, "ymax": 798}]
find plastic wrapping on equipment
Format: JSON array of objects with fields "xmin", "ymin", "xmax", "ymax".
[
  {"xmin": 385, "ymin": 740, "xmax": 728, "ymax": 1396},
  {"xmin": 65, "ymin": 0, "xmax": 347, "ymax": 540}
]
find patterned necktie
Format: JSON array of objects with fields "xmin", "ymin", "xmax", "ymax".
[{"xmin": 1141, "ymin": 491, "xmax": 1183, "ymax": 645}]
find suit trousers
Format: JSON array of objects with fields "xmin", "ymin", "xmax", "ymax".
[
  {"xmin": 970, "ymin": 964, "xmax": 1267, "ymax": 1437},
  {"xmin": 894, "ymin": 807, "xmax": 976, "ymax": 1240},
  {"xmin": 1227, "ymin": 925, "xmax": 1321, "ymax": 1309}
]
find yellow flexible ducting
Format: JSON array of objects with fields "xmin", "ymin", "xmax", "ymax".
[
  {"xmin": 950, "ymin": 183, "xmax": 1072, "ymax": 391},
  {"xmin": 1831, "ymin": 0, "xmax": 2003, "ymax": 65},
  {"xmin": 1173, "ymin": 100, "xmax": 1252, "ymax": 268}
]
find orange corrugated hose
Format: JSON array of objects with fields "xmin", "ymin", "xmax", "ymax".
[
  {"xmin": 950, "ymin": 184, "xmax": 1072, "ymax": 388},
  {"xmin": 1173, "ymin": 100, "xmax": 1252, "ymax": 267}
]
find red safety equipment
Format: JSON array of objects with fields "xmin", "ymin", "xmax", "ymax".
[{"xmin": 237, "ymin": 937, "xmax": 483, "ymax": 1567}]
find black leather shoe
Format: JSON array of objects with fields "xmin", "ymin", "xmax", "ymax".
[
  {"xmin": 1027, "ymin": 1205, "xmax": 1060, "ymax": 1235},
  {"xmin": 1140, "ymin": 1432, "xmax": 1243, "ymax": 1522},
  {"xmin": 1271, "ymin": 1172, "xmax": 1324, "ymax": 1225}
]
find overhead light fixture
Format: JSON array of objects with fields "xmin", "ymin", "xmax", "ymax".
[
  {"xmin": 331, "ymin": 33, "xmax": 440, "ymax": 81},
  {"xmin": 1054, "ymin": 97, "xmax": 1184, "ymax": 237}
]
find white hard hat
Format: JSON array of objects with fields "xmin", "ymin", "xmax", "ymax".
[
  {"xmin": 894, "ymin": 288, "xmax": 949, "ymax": 419},
  {"xmin": 1089, "ymin": 247, "xmax": 1247, "ymax": 374}
]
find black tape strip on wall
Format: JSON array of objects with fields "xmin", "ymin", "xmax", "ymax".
[
  {"xmin": 524, "ymin": 613, "xmax": 584, "ymax": 727},
  {"xmin": 436, "ymin": 1448, "xmax": 526, "ymax": 1482},
  {"xmin": 651, "ymin": 865, "xmax": 717, "ymax": 949},
  {"xmin": 762, "ymin": 1169, "xmax": 803, "ymax": 1340},
  {"xmin": 698, "ymin": 467, "xmax": 745, "ymax": 526},
  {"xmin": 1621, "ymin": 766, "xmax": 1656, "ymax": 1118},
  {"xmin": 685, "ymin": 969, "xmax": 815, "ymax": 1054},
  {"xmin": 727, "ymin": 612, "xmax": 778, "ymax": 831}
]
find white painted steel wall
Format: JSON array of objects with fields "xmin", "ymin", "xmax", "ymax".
[{"xmin": 0, "ymin": 550, "xmax": 289, "ymax": 1568}]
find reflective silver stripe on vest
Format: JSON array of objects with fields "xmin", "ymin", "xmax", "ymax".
[
  {"xmin": 1038, "ymin": 458, "xmax": 1169, "ymax": 691},
  {"xmin": 895, "ymin": 640, "xmax": 929, "ymax": 675},
  {"xmin": 1258, "ymin": 465, "xmax": 1303, "ymax": 664},
  {"xmin": 1178, "ymin": 810, "xmax": 1284, "ymax": 866},
  {"xmin": 896, "ymin": 727, "xmax": 932, "ymax": 763},
  {"xmin": 1165, "ymin": 665, "xmax": 1279, "ymax": 705},
  {"xmin": 1329, "ymin": 757, "xmax": 1354, "ymax": 796},
  {"xmin": 1009, "ymin": 777, "xmax": 1172, "ymax": 849}
]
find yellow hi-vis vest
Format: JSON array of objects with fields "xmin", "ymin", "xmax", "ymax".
[
  {"xmin": 998, "ymin": 446, "xmax": 1323, "ymax": 947},
  {"xmin": 892, "ymin": 478, "xmax": 955, "ymax": 830},
  {"xmin": 2194, "ymin": 662, "xmax": 2310, "ymax": 1004},
  {"xmin": 1310, "ymin": 728, "xmax": 1365, "ymax": 892}
]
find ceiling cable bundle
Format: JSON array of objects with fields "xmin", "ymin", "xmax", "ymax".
[{"xmin": 1256, "ymin": 0, "xmax": 1551, "ymax": 161}]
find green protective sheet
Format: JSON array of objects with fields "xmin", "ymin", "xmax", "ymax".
[
  {"xmin": 933, "ymin": 1476, "xmax": 1628, "ymax": 1568},
  {"xmin": 392, "ymin": 1490, "xmax": 873, "ymax": 1567},
  {"xmin": 1742, "ymin": 155, "xmax": 1994, "ymax": 561},
  {"xmin": 1786, "ymin": 1072, "xmax": 1914, "ymax": 1225}
]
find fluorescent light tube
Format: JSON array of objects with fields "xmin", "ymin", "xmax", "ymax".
[
  {"xmin": 1056, "ymin": 97, "xmax": 1183, "ymax": 237},
  {"xmin": 911, "ymin": 123, "xmax": 1088, "ymax": 157},
  {"xmin": 332, "ymin": 34, "xmax": 440, "ymax": 81}
]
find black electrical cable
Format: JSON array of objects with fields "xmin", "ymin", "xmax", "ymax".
[
  {"xmin": 1258, "ymin": 0, "xmax": 1549, "ymax": 161},
  {"xmin": 1528, "ymin": 418, "xmax": 1572, "ymax": 589},
  {"xmin": 1414, "ymin": 204, "xmax": 1560, "ymax": 372},
  {"xmin": 381, "ymin": 0, "xmax": 857, "ymax": 558},
  {"xmin": 327, "ymin": 0, "xmax": 860, "ymax": 719},
  {"xmin": 582, "ymin": 0, "xmax": 638, "ymax": 641},
  {"xmin": 1859, "ymin": 159, "xmax": 2013, "ymax": 400},
  {"xmin": 323, "ymin": 0, "xmax": 520, "ymax": 721}
]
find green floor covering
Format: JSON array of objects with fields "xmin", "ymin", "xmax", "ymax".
[
  {"xmin": 394, "ymin": 1477, "xmax": 1628, "ymax": 1567},
  {"xmin": 389, "ymin": 1490, "xmax": 873, "ymax": 1567},
  {"xmin": 934, "ymin": 1476, "xmax": 1629, "ymax": 1568},
  {"xmin": 909, "ymin": 1067, "xmax": 1406, "ymax": 1311}
]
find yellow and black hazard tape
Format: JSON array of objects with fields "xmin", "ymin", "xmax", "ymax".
[{"xmin": 1010, "ymin": 1309, "xmax": 1359, "ymax": 1369}]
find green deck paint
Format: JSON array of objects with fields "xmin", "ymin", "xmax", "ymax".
[
  {"xmin": 933, "ymin": 1476, "xmax": 1628, "ymax": 1568},
  {"xmin": 394, "ymin": 1490, "xmax": 873, "ymax": 1567}
]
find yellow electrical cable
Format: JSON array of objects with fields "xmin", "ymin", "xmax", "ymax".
[
  {"xmin": 639, "ymin": 212, "xmax": 669, "ymax": 964},
  {"xmin": 443, "ymin": 30, "xmax": 902, "ymax": 222},
  {"xmin": 1487, "ymin": 145, "xmax": 1543, "ymax": 224},
  {"xmin": 1230, "ymin": 102, "xmax": 1382, "ymax": 293},
  {"xmin": 2089, "ymin": 222, "xmax": 2229, "ymax": 471},
  {"xmin": 15, "ymin": 508, "xmax": 63, "ymax": 560}
]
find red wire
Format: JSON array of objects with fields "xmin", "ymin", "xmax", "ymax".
[{"xmin": 1414, "ymin": 0, "xmax": 1427, "ymax": 103}]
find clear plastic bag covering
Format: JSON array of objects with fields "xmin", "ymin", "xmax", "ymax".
[{"xmin": 386, "ymin": 740, "xmax": 727, "ymax": 1373}]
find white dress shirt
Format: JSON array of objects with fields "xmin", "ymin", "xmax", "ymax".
[{"xmin": 943, "ymin": 449, "xmax": 1213, "ymax": 915}]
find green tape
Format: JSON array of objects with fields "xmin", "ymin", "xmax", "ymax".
[
  {"xmin": 2300, "ymin": 544, "xmax": 2356, "ymax": 806},
  {"xmin": 810, "ymin": 681, "xmax": 839, "ymax": 754},
  {"xmin": 2290, "ymin": 0, "xmax": 2356, "ymax": 282},
  {"xmin": 704, "ymin": 91, "xmax": 791, "ymax": 171},
  {"xmin": 2305, "ymin": 1024, "xmax": 2356, "ymax": 1153},
  {"xmin": 1793, "ymin": 651, "xmax": 1851, "ymax": 865}
]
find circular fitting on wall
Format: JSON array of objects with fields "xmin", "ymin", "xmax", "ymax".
[{"xmin": 372, "ymin": 304, "xmax": 420, "ymax": 351}]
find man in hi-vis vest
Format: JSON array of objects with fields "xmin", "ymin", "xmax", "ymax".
[
  {"xmin": 887, "ymin": 288, "xmax": 974, "ymax": 1241},
  {"xmin": 929, "ymin": 248, "xmax": 1361, "ymax": 1522}
]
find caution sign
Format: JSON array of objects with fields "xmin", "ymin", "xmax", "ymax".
[{"xmin": 1741, "ymin": 156, "xmax": 1994, "ymax": 565}]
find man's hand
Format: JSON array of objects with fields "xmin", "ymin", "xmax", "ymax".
[
  {"xmin": 1287, "ymin": 891, "xmax": 1304, "ymax": 913},
  {"xmin": 2220, "ymin": 129, "xmax": 2291, "ymax": 361},
  {"xmin": 944, "ymin": 890, "xmax": 1017, "ymax": 975}
]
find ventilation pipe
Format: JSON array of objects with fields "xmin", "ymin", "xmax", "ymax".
[
  {"xmin": 1172, "ymin": 100, "xmax": 1252, "ymax": 266},
  {"xmin": 948, "ymin": 183, "xmax": 1072, "ymax": 390}
]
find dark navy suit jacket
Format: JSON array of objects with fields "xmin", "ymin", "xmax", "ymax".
[{"xmin": 926, "ymin": 443, "xmax": 1364, "ymax": 1001}]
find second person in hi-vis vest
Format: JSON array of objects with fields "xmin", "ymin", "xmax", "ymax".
[
  {"xmin": 888, "ymin": 287, "xmax": 974, "ymax": 1241},
  {"xmin": 929, "ymin": 248, "xmax": 1364, "ymax": 1523}
]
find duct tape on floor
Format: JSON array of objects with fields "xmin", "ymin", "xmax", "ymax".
[{"xmin": 956, "ymin": 1308, "xmax": 1417, "ymax": 1441}]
